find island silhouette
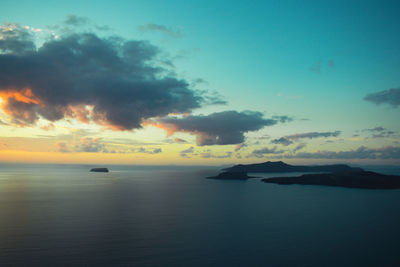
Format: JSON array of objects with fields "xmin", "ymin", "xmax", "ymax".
[
  {"xmin": 208, "ymin": 161, "xmax": 400, "ymax": 189},
  {"xmin": 223, "ymin": 161, "xmax": 363, "ymax": 173}
]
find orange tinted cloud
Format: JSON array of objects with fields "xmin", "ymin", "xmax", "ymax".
[
  {"xmin": 0, "ymin": 88, "xmax": 41, "ymax": 105},
  {"xmin": 144, "ymin": 121, "xmax": 179, "ymax": 136}
]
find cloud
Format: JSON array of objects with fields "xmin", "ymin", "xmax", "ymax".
[
  {"xmin": 247, "ymin": 146, "xmax": 285, "ymax": 158},
  {"xmin": 289, "ymin": 146, "xmax": 400, "ymax": 159},
  {"xmin": 180, "ymin": 146, "xmax": 194, "ymax": 157},
  {"xmin": 149, "ymin": 111, "xmax": 291, "ymax": 146},
  {"xmin": 134, "ymin": 147, "xmax": 162, "ymax": 154},
  {"xmin": 56, "ymin": 141, "xmax": 69, "ymax": 152},
  {"xmin": 0, "ymin": 23, "xmax": 36, "ymax": 54},
  {"xmin": 309, "ymin": 60, "xmax": 321, "ymax": 73},
  {"xmin": 371, "ymin": 131, "xmax": 396, "ymax": 139},
  {"xmin": 198, "ymin": 89, "xmax": 227, "ymax": 105},
  {"xmin": 40, "ymin": 123, "xmax": 55, "ymax": 131},
  {"xmin": 234, "ymin": 143, "xmax": 247, "ymax": 151},
  {"xmin": 361, "ymin": 126, "xmax": 396, "ymax": 138},
  {"xmin": 271, "ymin": 131, "xmax": 341, "ymax": 146},
  {"xmin": 272, "ymin": 115, "xmax": 293, "ymax": 123},
  {"xmin": 48, "ymin": 15, "xmax": 111, "ymax": 33},
  {"xmin": 64, "ymin": 15, "xmax": 89, "ymax": 27},
  {"xmin": 174, "ymin": 137, "xmax": 187, "ymax": 143},
  {"xmin": 364, "ymin": 88, "xmax": 400, "ymax": 107},
  {"xmin": 293, "ymin": 143, "xmax": 307, "ymax": 153},
  {"xmin": 363, "ymin": 126, "xmax": 386, "ymax": 132},
  {"xmin": 286, "ymin": 131, "xmax": 341, "ymax": 140},
  {"xmin": 271, "ymin": 137, "xmax": 293, "ymax": 146},
  {"xmin": 200, "ymin": 152, "xmax": 232, "ymax": 159},
  {"xmin": 74, "ymin": 137, "xmax": 106, "ymax": 152},
  {"xmin": 309, "ymin": 60, "xmax": 336, "ymax": 73},
  {"xmin": 138, "ymin": 23, "xmax": 183, "ymax": 38},
  {"xmin": 0, "ymin": 22, "xmax": 204, "ymax": 129}
]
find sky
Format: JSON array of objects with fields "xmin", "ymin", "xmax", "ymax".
[{"xmin": 0, "ymin": 0, "xmax": 399, "ymax": 165}]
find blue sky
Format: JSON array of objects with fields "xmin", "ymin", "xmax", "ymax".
[{"xmin": 0, "ymin": 0, "xmax": 399, "ymax": 164}]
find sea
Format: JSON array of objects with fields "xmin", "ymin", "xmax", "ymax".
[{"xmin": 0, "ymin": 163, "xmax": 399, "ymax": 267}]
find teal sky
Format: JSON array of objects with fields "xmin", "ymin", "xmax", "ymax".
[{"xmin": 0, "ymin": 0, "xmax": 399, "ymax": 164}]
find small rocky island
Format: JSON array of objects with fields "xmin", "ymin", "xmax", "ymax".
[
  {"xmin": 262, "ymin": 171, "xmax": 400, "ymax": 189},
  {"xmin": 207, "ymin": 171, "xmax": 254, "ymax": 180},
  {"xmin": 90, "ymin": 167, "xmax": 109, "ymax": 172}
]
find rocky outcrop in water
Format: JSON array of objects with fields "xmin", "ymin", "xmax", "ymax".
[
  {"xmin": 207, "ymin": 171, "xmax": 254, "ymax": 180},
  {"xmin": 90, "ymin": 168, "xmax": 109, "ymax": 172}
]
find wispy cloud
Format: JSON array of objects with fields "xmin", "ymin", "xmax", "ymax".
[
  {"xmin": 247, "ymin": 146, "xmax": 285, "ymax": 158},
  {"xmin": 364, "ymin": 88, "xmax": 400, "ymax": 107},
  {"xmin": 200, "ymin": 152, "xmax": 232, "ymax": 159},
  {"xmin": 271, "ymin": 131, "xmax": 341, "ymax": 146},
  {"xmin": 138, "ymin": 23, "xmax": 183, "ymax": 38},
  {"xmin": 56, "ymin": 141, "xmax": 69, "ymax": 153},
  {"xmin": 309, "ymin": 60, "xmax": 321, "ymax": 73},
  {"xmin": 74, "ymin": 137, "xmax": 106, "ymax": 153},
  {"xmin": 133, "ymin": 147, "xmax": 162, "ymax": 154},
  {"xmin": 287, "ymin": 146, "xmax": 400, "ymax": 159},
  {"xmin": 180, "ymin": 146, "xmax": 194, "ymax": 158}
]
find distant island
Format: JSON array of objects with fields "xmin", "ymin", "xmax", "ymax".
[
  {"xmin": 90, "ymin": 168, "xmax": 109, "ymax": 172},
  {"xmin": 207, "ymin": 171, "xmax": 254, "ymax": 180},
  {"xmin": 207, "ymin": 161, "xmax": 400, "ymax": 189},
  {"xmin": 223, "ymin": 161, "xmax": 363, "ymax": 173},
  {"xmin": 262, "ymin": 171, "xmax": 400, "ymax": 189}
]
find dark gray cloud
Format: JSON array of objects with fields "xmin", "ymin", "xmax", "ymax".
[
  {"xmin": 272, "ymin": 115, "xmax": 293, "ymax": 123},
  {"xmin": 134, "ymin": 147, "xmax": 162, "ymax": 154},
  {"xmin": 271, "ymin": 137, "xmax": 293, "ymax": 146},
  {"xmin": 371, "ymin": 131, "xmax": 396, "ymax": 139},
  {"xmin": 271, "ymin": 131, "xmax": 341, "ymax": 146},
  {"xmin": 138, "ymin": 23, "xmax": 183, "ymax": 38},
  {"xmin": 151, "ymin": 111, "xmax": 291, "ymax": 146},
  {"xmin": 180, "ymin": 146, "xmax": 194, "ymax": 157},
  {"xmin": 361, "ymin": 126, "xmax": 396, "ymax": 138},
  {"xmin": 0, "ymin": 23, "xmax": 204, "ymax": 129},
  {"xmin": 363, "ymin": 126, "xmax": 386, "ymax": 132},
  {"xmin": 198, "ymin": 89, "xmax": 227, "ymax": 105},
  {"xmin": 293, "ymin": 143, "xmax": 307, "ymax": 153},
  {"xmin": 247, "ymin": 146, "xmax": 285, "ymax": 158},
  {"xmin": 201, "ymin": 152, "xmax": 232, "ymax": 159},
  {"xmin": 364, "ymin": 88, "xmax": 400, "ymax": 107},
  {"xmin": 284, "ymin": 131, "xmax": 341, "ymax": 140},
  {"xmin": 288, "ymin": 146, "xmax": 400, "ymax": 159},
  {"xmin": 64, "ymin": 15, "xmax": 90, "ymax": 27}
]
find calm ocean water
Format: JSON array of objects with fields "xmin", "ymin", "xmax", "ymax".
[{"xmin": 0, "ymin": 163, "xmax": 399, "ymax": 266}]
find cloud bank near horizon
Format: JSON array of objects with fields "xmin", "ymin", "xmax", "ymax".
[{"xmin": 148, "ymin": 111, "xmax": 292, "ymax": 146}]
